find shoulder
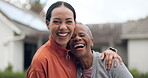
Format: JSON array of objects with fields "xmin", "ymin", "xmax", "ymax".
[
  {"xmin": 91, "ymin": 51, "xmax": 110, "ymax": 78},
  {"xmin": 92, "ymin": 51, "xmax": 104, "ymax": 66},
  {"xmin": 92, "ymin": 51, "xmax": 101, "ymax": 58},
  {"xmin": 92, "ymin": 51, "xmax": 106, "ymax": 70},
  {"xmin": 32, "ymin": 40, "xmax": 53, "ymax": 61},
  {"xmin": 27, "ymin": 46, "xmax": 49, "ymax": 76},
  {"xmin": 28, "ymin": 43, "xmax": 52, "ymax": 70},
  {"xmin": 92, "ymin": 51, "xmax": 133, "ymax": 78},
  {"xmin": 32, "ymin": 45, "xmax": 49, "ymax": 62},
  {"xmin": 110, "ymin": 62, "xmax": 133, "ymax": 78}
]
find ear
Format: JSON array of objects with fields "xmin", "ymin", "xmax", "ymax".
[
  {"xmin": 91, "ymin": 39, "xmax": 94, "ymax": 47},
  {"xmin": 46, "ymin": 20, "xmax": 50, "ymax": 30}
]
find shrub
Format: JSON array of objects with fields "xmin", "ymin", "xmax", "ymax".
[
  {"xmin": 0, "ymin": 72, "xmax": 25, "ymax": 78},
  {"xmin": 0, "ymin": 63, "xmax": 25, "ymax": 78},
  {"xmin": 4, "ymin": 63, "xmax": 13, "ymax": 72},
  {"xmin": 130, "ymin": 69, "xmax": 148, "ymax": 78}
]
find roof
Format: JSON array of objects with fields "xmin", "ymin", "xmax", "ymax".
[
  {"xmin": 0, "ymin": 12, "xmax": 21, "ymax": 35},
  {"xmin": 87, "ymin": 23, "xmax": 122, "ymax": 45},
  {"xmin": 121, "ymin": 17, "xmax": 148, "ymax": 39},
  {"xmin": 0, "ymin": 1, "xmax": 47, "ymax": 31}
]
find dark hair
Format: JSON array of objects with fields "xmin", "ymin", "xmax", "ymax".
[{"xmin": 46, "ymin": 1, "xmax": 76, "ymax": 21}]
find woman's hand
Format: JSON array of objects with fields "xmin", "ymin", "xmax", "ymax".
[{"xmin": 100, "ymin": 49, "xmax": 122, "ymax": 70}]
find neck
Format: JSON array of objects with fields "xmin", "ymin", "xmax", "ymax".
[{"xmin": 77, "ymin": 51, "xmax": 93, "ymax": 69}]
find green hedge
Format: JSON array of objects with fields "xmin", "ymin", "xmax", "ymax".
[
  {"xmin": 0, "ymin": 67, "xmax": 148, "ymax": 78},
  {"xmin": 0, "ymin": 63, "xmax": 25, "ymax": 78},
  {"xmin": 0, "ymin": 71, "xmax": 25, "ymax": 78},
  {"xmin": 130, "ymin": 69, "xmax": 148, "ymax": 78}
]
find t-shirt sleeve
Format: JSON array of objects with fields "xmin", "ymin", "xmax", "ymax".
[{"xmin": 109, "ymin": 60, "xmax": 133, "ymax": 78}]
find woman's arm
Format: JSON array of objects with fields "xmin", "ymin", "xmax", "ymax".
[{"xmin": 100, "ymin": 48, "xmax": 122, "ymax": 70}]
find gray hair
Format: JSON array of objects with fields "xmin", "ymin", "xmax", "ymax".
[{"xmin": 76, "ymin": 22, "xmax": 93, "ymax": 39}]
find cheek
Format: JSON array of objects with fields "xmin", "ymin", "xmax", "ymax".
[
  {"xmin": 70, "ymin": 26, "xmax": 75, "ymax": 33},
  {"xmin": 49, "ymin": 27, "xmax": 56, "ymax": 35},
  {"xmin": 50, "ymin": 25, "xmax": 58, "ymax": 30},
  {"xmin": 85, "ymin": 38, "xmax": 92, "ymax": 46}
]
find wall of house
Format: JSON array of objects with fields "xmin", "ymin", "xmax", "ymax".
[
  {"xmin": 12, "ymin": 40, "xmax": 24, "ymax": 71},
  {"xmin": 0, "ymin": 14, "xmax": 24, "ymax": 72},
  {"xmin": 128, "ymin": 39, "xmax": 148, "ymax": 73},
  {"xmin": 115, "ymin": 44, "xmax": 128, "ymax": 65},
  {"xmin": 0, "ymin": 20, "xmax": 14, "ymax": 71}
]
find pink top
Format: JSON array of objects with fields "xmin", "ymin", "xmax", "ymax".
[{"xmin": 81, "ymin": 67, "xmax": 92, "ymax": 78}]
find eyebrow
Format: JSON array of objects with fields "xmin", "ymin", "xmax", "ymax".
[
  {"xmin": 66, "ymin": 18, "xmax": 73, "ymax": 20},
  {"xmin": 52, "ymin": 18, "xmax": 73, "ymax": 21},
  {"xmin": 52, "ymin": 18, "xmax": 61, "ymax": 20}
]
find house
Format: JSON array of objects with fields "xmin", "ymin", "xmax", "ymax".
[
  {"xmin": 0, "ymin": 0, "xmax": 48, "ymax": 72},
  {"xmin": 121, "ymin": 18, "xmax": 148, "ymax": 73},
  {"xmin": 87, "ymin": 18, "xmax": 148, "ymax": 73},
  {"xmin": 0, "ymin": 12, "xmax": 25, "ymax": 72},
  {"xmin": 87, "ymin": 23, "xmax": 128, "ymax": 65}
]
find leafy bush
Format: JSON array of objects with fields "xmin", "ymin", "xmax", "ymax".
[
  {"xmin": 4, "ymin": 63, "xmax": 13, "ymax": 72},
  {"xmin": 0, "ymin": 72, "xmax": 25, "ymax": 78},
  {"xmin": 0, "ymin": 63, "xmax": 25, "ymax": 78},
  {"xmin": 130, "ymin": 69, "xmax": 148, "ymax": 78}
]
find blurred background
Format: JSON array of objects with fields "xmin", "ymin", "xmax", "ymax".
[{"xmin": 0, "ymin": 0, "xmax": 148, "ymax": 77}]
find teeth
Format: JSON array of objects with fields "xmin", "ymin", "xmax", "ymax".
[
  {"xmin": 74, "ymin": 44, "xmax": 84, "ymax": 48},
  {"xmin": 58, "ymin": 33, "xmax": 68, "ymax": 37}
]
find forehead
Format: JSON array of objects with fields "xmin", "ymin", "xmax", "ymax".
[
  {"xmin": 51, "ymin": 6, "xmax": 74, "ymax": 17},
  {"xmin": 75, "ymin": 24, "xmax": 87, "ymax": 33}
]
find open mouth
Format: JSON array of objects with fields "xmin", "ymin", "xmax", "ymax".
[
  {"xmin": 57, "ymin": 33, "xmax": 69, "ymax": 37},
  {"xmin": 74, "ymin": 44, "xmax": 85, "ymax": 49}
]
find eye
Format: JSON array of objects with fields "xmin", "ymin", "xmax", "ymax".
[
  {"xmin": 66, "ymin": 21, "xmax": 73, "ymax": 24},
  {"xmin": 53, "ymin": 21, "xmax": 61, "ymax": 24},
  {"xmin": 79, "ymin": 33, "xmax": 85, "ymax": 37}
]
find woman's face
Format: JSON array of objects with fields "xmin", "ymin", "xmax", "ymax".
[
  {"xmin": 69, "ymin": 24, "xmax": 93, "ymax": 57},
  {"xmin": 47, "ymin": 6, "xmax": 75, "ymax": 48}
]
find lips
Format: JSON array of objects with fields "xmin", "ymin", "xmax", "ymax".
[
  {"xmin": 74, "ymin": 43, "xmax": 85, "ymax": 49},
  {"xmin": 57, "ymin": 32, "xmax": 69, "ymax": 37}
]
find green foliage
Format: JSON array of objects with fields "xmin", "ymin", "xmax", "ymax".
[
  {"xmin": 130, "ymin": 69, "xmax": 148, "ymax": 78},
  {"xmin": 4, "ymin": 63, "xmax": 13, "ymax": 72},
  {"xmin": 32, "ymin": 0, "xmax": 42, "ymax": 6},
  {"xmin": 0, "ymin": 64, "xmax": 25, "ymax": 78},
  {"xmin": 35, "ymin": 0, "xmax": 40, "ymax": 5},
  {"xmin": 0, "ymin": 72, "xmax": 25, "ymax": 78}
]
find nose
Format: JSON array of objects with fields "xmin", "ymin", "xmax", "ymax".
[
  {"xmin": 73, "ymin": 35, "xmax": 82, "ymax": 42},
  {"xmin": 59, "ymin": 23, "xmax": 67, "ymax": 30}
]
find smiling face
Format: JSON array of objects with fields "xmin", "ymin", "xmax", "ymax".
[
  {"xmin": 69, "ymin": 23, "xmax": 94, "ymax": 57},
  {"xmin": 46, "ymin": 5, "xmax": 76, "ymax": 48}
]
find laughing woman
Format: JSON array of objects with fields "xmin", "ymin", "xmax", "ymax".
[{"xmin": 69, "ymin": 23, "xmax": 133, "ymax": 78}]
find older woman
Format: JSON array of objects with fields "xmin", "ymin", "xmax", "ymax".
[{"xmin": 69, "ymin": 23, "xmax": 133, "ymax": 78}]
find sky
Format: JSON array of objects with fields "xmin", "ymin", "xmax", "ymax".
[{"xmin": 40, "ymin": 0, "xmax": 148, "ymax": 24}]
